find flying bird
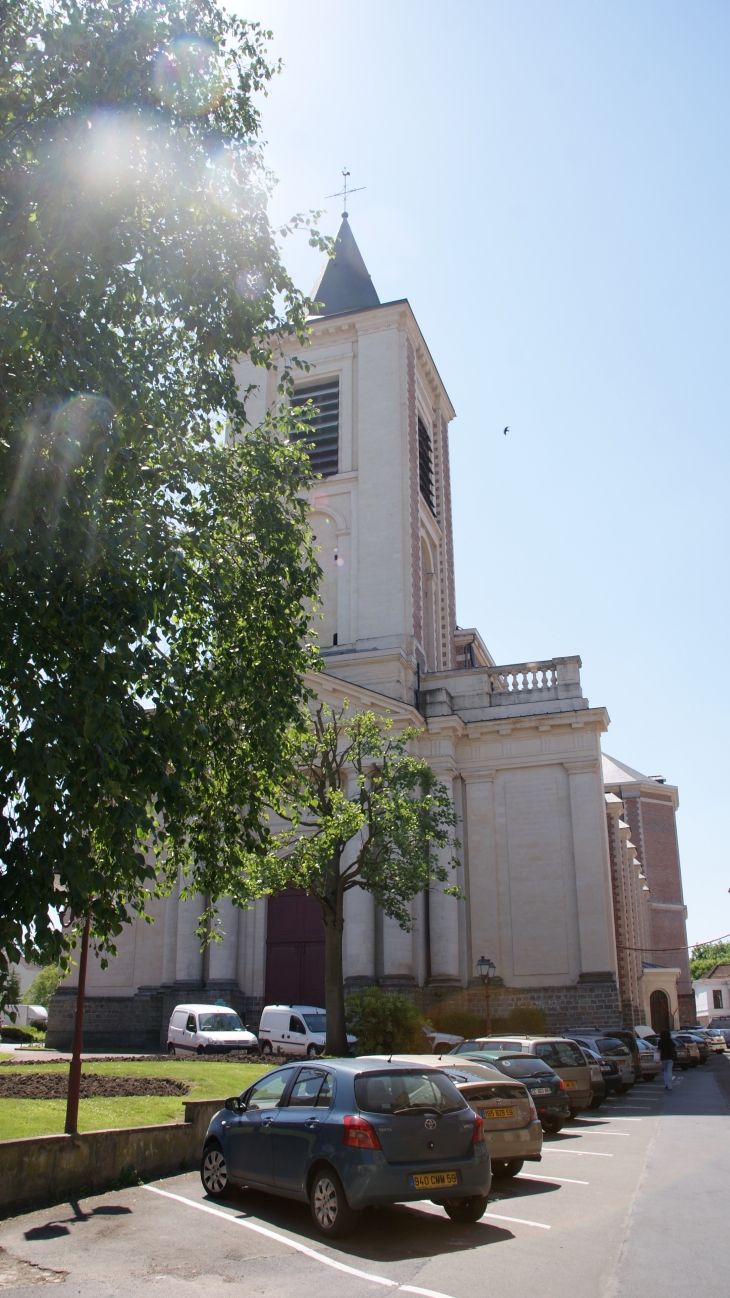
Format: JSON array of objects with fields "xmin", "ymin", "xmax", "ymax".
[{"xmin": 503, "ymin": 426, "xmax": 509, "ymax": 435}]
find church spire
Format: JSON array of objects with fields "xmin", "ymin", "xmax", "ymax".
[{"xmin": 310, "ymin": 215, "xmax": 380, "ymax": 316}]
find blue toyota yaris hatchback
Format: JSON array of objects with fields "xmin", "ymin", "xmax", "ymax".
[{"xmin": 201, "ymin": 1058, "xmax": 491, "ymax": 1237}]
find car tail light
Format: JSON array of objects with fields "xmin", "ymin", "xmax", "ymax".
[
  {"xmin": 527, "ymin": 1094, "xmax": 538, "ymax": 1121},
  {"xmin": 473, "ymin": 1114, "xmax": 484, "ymax": 1143},
  {"xmin": 558, "ymin": 1078, "xmax": 566, "ymax": 1090},
  {"xmin": 343, "ymin": 1116, "xmax": 381, "ymax": 1150}
]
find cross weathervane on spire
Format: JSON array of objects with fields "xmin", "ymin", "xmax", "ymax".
[{"xmin": 326, "ymin": 167, "xmax": 365, "ymax": 218}]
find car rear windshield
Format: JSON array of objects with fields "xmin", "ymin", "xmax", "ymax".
[
  {"xmin": 535, "ymin": 1042, "xmax": 585, "ymax": 1068},
  {"xmin": 491, "ymin": 1057, "xmax": 555, "ymax": 1078},
  {"xmin": 594, "ymin": 1038, "xmax": 630, "ymax": 1057},
  {"xmin": 460, "ymin": 1084, "xmax": 527, "ymax": 1102},
  {"xmin": 198, "ymin": 1013, "xmax": 243, "ymax": 1032},
  {"xmin": 303, "ymin": 1015, "xmax": 326, "ymax": 1033},
  {"xmin": 355, "ymin": 1071, "xmax": 467, "ymax": 1116}
]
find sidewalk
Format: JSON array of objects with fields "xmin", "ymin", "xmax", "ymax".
[{"xmin": 605, "ymin": 1057, "xmax": 730, "ymax": 1298}]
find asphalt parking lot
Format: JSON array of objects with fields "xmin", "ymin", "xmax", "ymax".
[{"xmin": 1, "ymin": 1054, "xmax": 729, "ymax": 1298}]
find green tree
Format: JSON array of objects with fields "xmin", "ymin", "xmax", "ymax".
[
  {"xmin": 345, "ymin": 987, "xmax": 424, "ymax": 1055},
  {"xmin": 0, "ymin": 0, "xmax": 324, "ymax": 976},
  {"xmin": 690, "ymin": 940, "xmax": 730, "ymax": 982},
  {"xmin": 240, "ymin": 705, "xmax": 460, "ymax": 1056},
  {"xmin": 21, "ymin": 965, "xmax": 61, "ymax": 1008},
  {"xmin": 0, "ymin": 967, "xmax": 21, "ymax": 1018}
]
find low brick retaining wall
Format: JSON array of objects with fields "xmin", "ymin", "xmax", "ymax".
[{"xmin": 0, "ymin": 1098, "xmax": 224, "ymax": 1217}]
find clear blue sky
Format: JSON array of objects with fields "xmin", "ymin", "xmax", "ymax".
[{"xmin": 233, "ymin": 0, "xmax": 730, "ymax": 948}]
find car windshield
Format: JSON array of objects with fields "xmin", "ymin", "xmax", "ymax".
[
  {"xmin": 594, "ymin": 1038, "xmax": 630, "ymax": 1057},
  {"xmin": 489, "ymin": 1057, "xmax": 555, "ymax": 1078},
  {"xmin": 355, "ymin": 1070, "xmax": 467, "ymax": 1115},
  {"xmin": 303, "ymin": 1015, "xmax": 326, "ymax": 1033},
  {"xmin": 198, "ymin": 1013, "xmax": 243, "ymax": 1033},
  {"xmin": 535, "ymin": 1042, "xmax": 585, "ymax": 1068}
]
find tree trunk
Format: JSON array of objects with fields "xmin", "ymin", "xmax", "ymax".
[
  {"xmin": 323, "ymin": 894, "xmax": 348, "ymax": 1056},
  {"xmin": 64, "ymin": 912, "xmax": 91, "ymax": 1135}
]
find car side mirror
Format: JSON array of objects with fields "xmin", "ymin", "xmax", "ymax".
[{"xmin": 225, "ymin": 1096, "xmax": 244, "ymax": 1113}]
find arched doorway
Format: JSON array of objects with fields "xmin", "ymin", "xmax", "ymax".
[
  {"xmin": 650, "ymin": 989, "xmax": 672, "ymax": 1032},
  {"xmin": 265, "ymin": 890, "xmax": 325, "ymax": 1006}
]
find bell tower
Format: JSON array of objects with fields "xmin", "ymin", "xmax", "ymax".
[{"xmin": 234, "ymin": 216, "xmax": 458, "ymax": 705}]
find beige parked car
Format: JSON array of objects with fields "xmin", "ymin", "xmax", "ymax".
[
  {"xmin": 452, "ymin": 1036, "xmax": 592, "ymax": 1115},
  {"xmin": 361, "ymin": 1054, "xmax": 543, "ymax": 1179}
]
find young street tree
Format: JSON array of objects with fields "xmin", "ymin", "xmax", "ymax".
[
  {"xmin": 241, "ymin": 705, "xmax": 460, "ymax": 1056},
  {"xmin": 0, "ymin": 0, "xmax": 324, "ymax": 975}
]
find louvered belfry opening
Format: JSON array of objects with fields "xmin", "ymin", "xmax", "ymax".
[
  {"xmin": 290, "ymin": 379, "xmax": 339, "ymax": 477},
  {"xmin": 418, "ymin": 415, "xmax": 435, "ymax": 513}
]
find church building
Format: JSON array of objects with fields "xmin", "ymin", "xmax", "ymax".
[{"xmin": 48, "ymin": 217, "xmax": 693, "ymax": 1048}]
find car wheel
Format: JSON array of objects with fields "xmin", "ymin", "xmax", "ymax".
[
  {"xmin": 260, "ymin": 1041, "xmax": 273, "ymax": 1056},
  {"xmin": 491, "ymin": 1158, "xmax": 524, "ymax": 1179},
  {"xmin": 310, "ymin": 1169, "xmax": 359, "ymax": 1239},
  {"xmin": 641, "ymin": 1075, "xmax": 654, "ymax": 1083},
  {"xmin": 680, "ymin": 1064, "xmax": 690, "ymax": 1071},
  {"xmin": 589, "ymin": 1096, "xmax": 603, "ymax": 1110},
  {"xmin": 201, "ymin": 1144, "xmax": 229, "ymax": 1199},
  {"xmin": 443, "ymin": 1194, "xmax": 489, "ymax": 1223},
  {"xmin": 196, "ymin": 1045, "xmax": 205, "ymax": 1055},
  {"xmin": 167, "ymin": 1043, "xmax": 176, "ymax": 1058},
  {"xmin": 542, "ymin": 1118, "xmax": 564, "ymax": 1134},
  {"xmin": 306, "ymin": 1044, "xmax": 319, "ymax": 1059},
  {"xmin": 615, "ymin": 1084, "xmax": 630, "ymax": 1095}
]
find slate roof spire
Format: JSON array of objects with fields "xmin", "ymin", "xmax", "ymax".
[{"xmin": 310, "ymin": 215, "xmax": 380, "ymax": 316}]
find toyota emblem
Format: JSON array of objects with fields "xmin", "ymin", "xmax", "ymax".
[{"xmin": 424, "ymin": 1117, "xmax": 437, "ymax": 1131}]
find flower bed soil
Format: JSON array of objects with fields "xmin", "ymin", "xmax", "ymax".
[{"xmin": 0, "ymin": 1073, "xmax": 190, "ymax": 1099}]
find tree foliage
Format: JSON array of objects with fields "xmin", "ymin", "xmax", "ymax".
[
  {"xmin": 690, "ymin": 940, "xmax": 730, "ymax": 982},
  {"xmin": 345, "ymin": 987, "xmax": 424, "ymax": 1056},
  {"xmin": 0, "ymin": 0, "xmax": 324, "ymax": 973},
  {"xmin": 236, "ymin": 704, "xmax": 460, "ymax": 1055},
  {"xmin": 0, "ymin": 966, "xmax": 21, "ymax": 1018},
  {"xmin": 21, "ymin": 964, "xmax": 61, "ymax": 1008}
]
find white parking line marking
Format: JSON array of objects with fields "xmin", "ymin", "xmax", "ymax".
[
  {"xmin": 483, "ymin": 1211, "xmax": 551, "ymax": 1230},
  {"xmin": 571, "ymin": 1129, "xmax": 629, "ymax": 1137},
  {"xmin": 143, "ymin": 1186, "xmax": 457, "ymax": 1298},
  {"xmin": 516, "ymin": 1173, "xmax": 589, "ymax": 1185},
  {"xmin": 542, "ymin": 1147, "xmax": 612, "ymax": 1157},
  {"xmin": 605, "ymin": 1104, "xmax": 652, "ymax": 1110},
  {"xmin": 578, "ymin": 1116, "xmax": 643, "ymax": 1122}
]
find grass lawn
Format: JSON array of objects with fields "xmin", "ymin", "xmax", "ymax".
[{"xmin": 0, "ymin": 1058, "xmax": 272, "ymax": 1142}]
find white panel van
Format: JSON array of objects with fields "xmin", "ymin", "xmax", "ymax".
[
  {"xmin": 167, "ymin": 1003, "xmax": 258, "ymax": 1056},
  {"xmin": 257, "ymin": 1004, "xmax": 355, "ymax": 1057}
]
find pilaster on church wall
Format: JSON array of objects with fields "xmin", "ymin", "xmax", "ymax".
[{"xmin": 445, "ymin": 711, "xmax": 617, "ymax": 992}]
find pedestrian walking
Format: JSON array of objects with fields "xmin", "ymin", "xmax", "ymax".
[{"xmin": 658, "ymin": 1029, "xmax": 677, "ymax": 1089}]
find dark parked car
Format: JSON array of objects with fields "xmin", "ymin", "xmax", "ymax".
[
  {"xmin": 201, "ymin": 1059, "xmax": 491, "ymax": 1237},
  {"xmin": 458, "ymin": 1051, "xmax": 571, "ymax": 1133},
  {"xmin": 674, "ymin": 1032, "xmax": 709, "ymax": 1064},
  {"xmin": 642, "ymin": 1033, "xmax": 692, "ymax": 1069}
]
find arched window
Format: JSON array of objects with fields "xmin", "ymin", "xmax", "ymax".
[
  {"xmin": 650, "ymin": 989, "xmax": 671, "ymax": 1033},
  {"xmin": 421, "ymin": 536, "xmax": 437, "ymax": 671}
]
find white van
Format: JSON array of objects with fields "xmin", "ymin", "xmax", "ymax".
[
  {"xmin": 257, "ymin": 1004, "xmax": 356, "ymax": 1057},
  {"xmin": 167, "ymin": 1004, "xmax": 258, "ymax": 1057}
]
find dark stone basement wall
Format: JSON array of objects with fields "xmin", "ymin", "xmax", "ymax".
[{"xmin": 47, "ymin": 977, "xmax": 621, "ymax": 1050}]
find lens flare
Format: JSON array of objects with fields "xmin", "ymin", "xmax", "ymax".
[{"xmin": 153, "ymin": 36, "xmax": 224, "ymax": 116}]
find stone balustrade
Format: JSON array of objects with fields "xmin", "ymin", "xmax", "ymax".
[{"xmin": 420, "ymin": 655, "xmax": 586, "ymax": 722}]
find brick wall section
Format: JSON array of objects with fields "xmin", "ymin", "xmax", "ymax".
[
  {"xmin": 624, "ymin": 791, "xmax": 692, "ymax": 997},
  {"xmin": 406, "ymin": 337, "xmax": 424, "ymax": 664},
  {"xmin": 439, "ymin": 412, "xmax": 457, "ymax": 671},
  {"xmin": 606, "ymin": 810, "xmax": 641, "ymax": 1027}
]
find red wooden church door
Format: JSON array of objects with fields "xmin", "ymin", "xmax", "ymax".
[{"xmin": 265, "ymin": 890, "xmax": 326, "ymax": 1006}]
